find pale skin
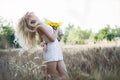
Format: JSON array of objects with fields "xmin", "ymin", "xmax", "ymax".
[{"xmin": 25, "ymin": 12, "xmax": 69, "ymax": 80}]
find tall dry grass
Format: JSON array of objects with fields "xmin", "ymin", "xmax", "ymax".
[{"xmin": 0, "ymin": 41, "xmax": 120, "ymax": 80}]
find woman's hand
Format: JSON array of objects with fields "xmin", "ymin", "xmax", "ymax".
[{"xmin": 40, "ymin": 42, "xmax": 47, "ymax": 52}]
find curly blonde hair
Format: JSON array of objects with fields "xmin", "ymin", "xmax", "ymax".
[{"xmin": 15, "ymin": 16, "xmax": 37, "ymax": 50}]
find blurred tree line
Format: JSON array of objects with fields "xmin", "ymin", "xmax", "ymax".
[
  {"xmin": 0, "ymin": 17, "xmax": 15, "ymax": 49},
  {"xmin": 0, "ymin": 17, "xmax": 120, "ymax": 49},
  {"xmin": 61, "ymin": 24, "xmax": 120, "ymax": 44},
  {"xmin": 61, "ymin": 24, "xmax": 92, "ymax": 44},
  {"xmin": 94, "ymin": 25, "xmax": 120, "ymax": 41}
]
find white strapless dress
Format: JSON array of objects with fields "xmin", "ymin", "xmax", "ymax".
[{"xmin": 41, "ymin": 23, "xmax": 63, "ymax": 62}]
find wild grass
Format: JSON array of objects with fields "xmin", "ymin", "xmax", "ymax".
[{"xmin": 0, "ymin": 41, "xmax": 120, "ymax": 80}]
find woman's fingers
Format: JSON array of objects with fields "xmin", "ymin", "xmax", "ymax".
[
  {"xmin": 40, "ymin": 42, "xmax": 47, "ymax": 52},
  {"xmin": 40, "ymin": 42, "xmax": 44, "ymax": 47},
  {"xmin": 43, "ymin": 44, "xmax": 47, "ymax": 52}
]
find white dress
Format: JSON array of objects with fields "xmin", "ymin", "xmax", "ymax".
[{"xmin": 41, "ymin": 23, "xmax": 63, "ymax": 62}]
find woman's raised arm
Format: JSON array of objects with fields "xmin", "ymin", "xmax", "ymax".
[{"xmin": 37, "ymin": 23, "xmax": 58, "ymax": 42}]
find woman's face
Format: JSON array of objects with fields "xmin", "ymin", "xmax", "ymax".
[
  {"xmin": 25, "ymin": 12, "xmax": 39, "ymax": 27},
  {"xmin": 25, "ymin": 12, "xmax": 34, "ymax": 22}
]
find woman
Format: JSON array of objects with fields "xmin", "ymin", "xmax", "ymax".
[{"xmin": 16, "ymin": 12, "xmax": 69, "ymax": 80}]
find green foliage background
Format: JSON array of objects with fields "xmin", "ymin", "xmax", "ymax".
[
  {"xmin": 94, "ymin": 25, "xmax": 120, "ymax": 41},
  {"xmin": 0, "ymin": 19, "xmax": 15, "ymax": 48},
  {"xmin": 0, "ymin": 17, "xmax": 120, "ymax": 48}
]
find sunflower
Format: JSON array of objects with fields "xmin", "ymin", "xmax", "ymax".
[{"xmin": 46, "ymin": 21, "xmax": 62, "ymax": 30}]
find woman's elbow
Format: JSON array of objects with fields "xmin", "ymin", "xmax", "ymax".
[
  {"xmin": 48, "ymin": 35, "xmax": 57, "ymax": 42},
  {"xmin": 49, "ymin": 38, "xmax": 56, "ymax": 42}
]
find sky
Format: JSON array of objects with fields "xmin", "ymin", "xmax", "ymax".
[{"xmin": 0, "ymin": 0, "xmax": 120, "ymax": 32}]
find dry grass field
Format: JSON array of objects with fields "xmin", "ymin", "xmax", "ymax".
[{"xmin": 0, "ymin": 41, "xmax": 120, "ymax": 80}]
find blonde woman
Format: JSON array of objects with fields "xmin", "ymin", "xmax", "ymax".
[{"xmin": 16, "ymin": 12, "xmax": 69, "ymax": 80}]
